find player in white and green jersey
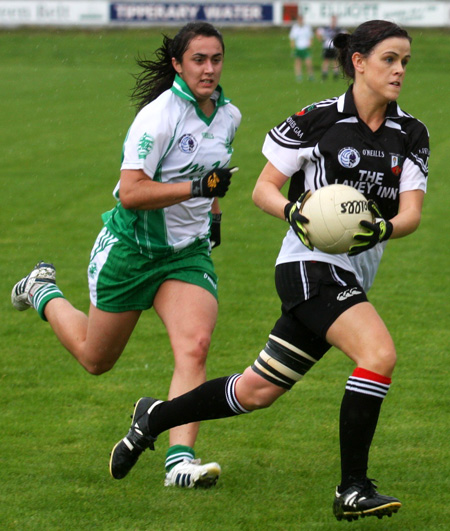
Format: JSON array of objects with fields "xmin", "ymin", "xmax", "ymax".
[
  {"xmin": 104, "ymin": 73, "xmax": 240, "ymax": 258},
  {"xmin": 12, "ymin": 22, "xmax": 240, "ymax": 490}
]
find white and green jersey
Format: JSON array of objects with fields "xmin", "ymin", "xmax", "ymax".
[{"xmin": 103, "ymin": 75, "xmax": 241, "ymax": 257}]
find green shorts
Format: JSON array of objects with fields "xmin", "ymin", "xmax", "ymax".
[
  {"xmin": 88, "ymin": 227, "xmax": 218, "ymax": 312},
  {"xmin": 294, "ymin": 48, "xmax": 311, "ymax": 59}
]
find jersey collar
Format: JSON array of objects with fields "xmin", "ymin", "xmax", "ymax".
[
  {"xmin": 337, "ymin": 84, "xmax": 400, "ymax": 118},
  {"xmin": 171, "ymin": 74, "xmax": 231, "ymax": 125}
]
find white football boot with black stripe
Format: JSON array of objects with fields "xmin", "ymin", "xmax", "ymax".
[
  {"xmin": 333, "ymin": 478, "xmax": 401, "ymax": 521},
  {"xmin": 164, "ymin": 459, "xmax": 221, "ymax": 489},
  {"xmin": 11, "ymin": 261, "xmax": 56, "ymax": 310}
]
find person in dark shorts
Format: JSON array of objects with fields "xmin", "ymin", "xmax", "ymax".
[
  {"xmin": 110, "ymin": 20, "xmax": 428, "ymax": 522},
  {"xmin": 316, "ymin": 15, "xmax": 345, "ymax": 80}
]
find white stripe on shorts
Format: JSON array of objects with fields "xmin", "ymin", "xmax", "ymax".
[{"xmin": 88, "ymin": 227, "xmax": 119, "ymax": 306}]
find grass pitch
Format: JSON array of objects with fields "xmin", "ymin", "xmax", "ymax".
[{"xmin": 0, "ymin": 27, "xmax": 449, "ymax": 530}]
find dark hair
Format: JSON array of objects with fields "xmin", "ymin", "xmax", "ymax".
[
  {"xmin": 131, "ymin": 22, "xmax": 225, "ymax": 112},
  {"xmin": 333, "ymin": 20, "xmax": 412, "ymax": 79}
]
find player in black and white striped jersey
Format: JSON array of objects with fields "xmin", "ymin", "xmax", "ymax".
[{"xmin": 110, "ymin": 20, "xmax": 428, "ymax": 521}]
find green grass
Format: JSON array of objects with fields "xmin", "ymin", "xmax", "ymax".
[{"xmin": 1, "ymin": 27, "xmax": 449, "ymax": 530}]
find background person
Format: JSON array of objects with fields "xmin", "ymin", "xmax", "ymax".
[
  {"xmin": 11, "ymin": 22, "xmax": 241, "ymax": 489},
  {"xmin": 110, "ymin": 20, "xmax": 428, "ymax": 521},
  {"xmin": 316, "ymin": 14, "xmax": 345, "ymax": 80},
  {"xmin": 289, "ymin": 14, "xmax": 315, "ymax": 82}
]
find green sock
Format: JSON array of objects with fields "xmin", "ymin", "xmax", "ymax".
[
  {"xmin": 32, "ymin": 284, "xmax": 64, "ymax": 321},
  {"xmin": 165, "ymin": 445, "xmax": 195, "ymax": 472}
]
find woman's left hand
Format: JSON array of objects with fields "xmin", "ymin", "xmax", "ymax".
[{"xmin": 348, "ymin": 200, "xmax": 393, "ymax": 256}]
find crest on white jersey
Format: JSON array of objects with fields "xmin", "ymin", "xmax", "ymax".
[{"xmin": 179, "ymin": 134, "xmax": 198, "ymax": 154}]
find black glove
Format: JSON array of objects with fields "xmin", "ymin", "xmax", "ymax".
[
  {"xmin": 191, "ymin": 167, "xmax": 238, "ymax": 198},
  {"xmin": 348, "ymin": 200, "xmax": 393, "ymax": 256},
  {"xmin": 284, "ymin": 190, "xmax": 313, "ymax": 251},
  {"xmin": 210, "ymin": 213, "xmax": 222, "ymax": 249}
]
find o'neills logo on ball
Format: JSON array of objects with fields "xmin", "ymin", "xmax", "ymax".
[
  {"xmin": 340, "ymin": 200, "xmax": 368, "ymax": 214},
  {"xmin": 179, "ymin": 134, "xmax": 198, "ymax": 153},
  {"xmin": 338, "ymin": 147, "xmax": 360, "ymax": 169}
]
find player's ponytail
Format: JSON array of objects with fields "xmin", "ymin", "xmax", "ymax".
[
  {"xmin": 334, "ymin": 20, "xmax": 411, "ymax": 80},
  {"xmin": 131, "ymin": 35, "xmax": 174, "ymax": 112},
  {"xmin": 333, "ymin": 33, "xmax": 352, "ymax": 78}
]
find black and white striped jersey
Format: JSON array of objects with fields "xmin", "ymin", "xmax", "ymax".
[{"xmin": 262, "ymin": 85, "xmax": 429, "ymax": 291}]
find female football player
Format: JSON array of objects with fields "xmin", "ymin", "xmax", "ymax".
[
  {"xmin": 11, "ymin": 22, "xmax": 241, "ymax": 489},
  {"xmin": 109, "ymin": 20, "xmax": 428, "ymax": 521}
]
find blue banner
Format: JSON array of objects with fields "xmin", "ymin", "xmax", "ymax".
[{"xmin": 110, "ymin": 3, "xmax": 273, "ymax": 24}]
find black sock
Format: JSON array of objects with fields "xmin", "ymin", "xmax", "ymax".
[
  {"xmin": 148, "ymin": 374, "xmax": 249, "ymax": 436},
  {"xmin": 339, "ymin": 368, "xmax": 391, "ymax": 490}
]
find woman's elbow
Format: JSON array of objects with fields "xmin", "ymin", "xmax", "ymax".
[
  {"xmin": 251, "ymin": 187, "xmax": 258, "ymax": 206},
  {"xmin": 405, "ymin": 207, "xmax": 423, "ymax": 235},
  {"xmin": 252, "ymin": 182, "xmax": 264, "ymax": 209},
  {"xmin": 119, "ymin": 189, "xmax": 137, "ymax": 210}
]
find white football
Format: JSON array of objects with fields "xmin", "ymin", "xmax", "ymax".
[{"xmin": 300, "ymin": 184, "xmax": 373, "ymax": 254}]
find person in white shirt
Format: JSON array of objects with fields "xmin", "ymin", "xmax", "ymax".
[
  {"xmin": 12, "ymin": 22, "xmax": 241, "ymax": 490},
  {"xmin": 289, "ymin": 14, "xmax": 315, "ymax": 81}
]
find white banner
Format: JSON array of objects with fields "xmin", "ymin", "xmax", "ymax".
[
  {"xmin": 281, "ymin": 1, "xmax": 450, "ymax": 27},
  {"xmin": 0, "ymin": 1, "xmax": 448, "ymax": 27},
  {"xmin": 0, "ymin": 1, "xmax": 108, "ymax": 26}
]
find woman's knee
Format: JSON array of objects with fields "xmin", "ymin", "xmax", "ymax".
[
  {"xmin": 84, "ymin": 363, "xmax": 113, "ymax": 376},
  {"xmin": 81, "ymin": 355, "xmax": 117, "ymax": 375},
  {"xmin": 194, "ymin": 331, "xmax": 212, "ymax": 358},
  {"xmin": 174, "ymin": 331, "xmax": 212, "ymax": 367},
  {"xmin": 377, "ymin": 346, "xmax": 397, "ymax": 374},
  {"xmin": 236, "ymin": 367, "xmax": 286, "ymax": 411},
  {"xmin": 358, "ymin": 344, "xmax": 397, "ymax": 377}
]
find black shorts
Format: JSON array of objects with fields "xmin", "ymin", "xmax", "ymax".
[{"xmin": 271, "ymin": 261, "xmax": 367, "ymax": 359}]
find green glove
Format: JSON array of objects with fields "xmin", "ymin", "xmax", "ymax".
[
  {"xmin": 284, "ymin": 190, "xmax": 313, "ymax": 251},
  {"xmin": 348, "ymin": 200, "xmax": 393, "ymax": 256}
]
